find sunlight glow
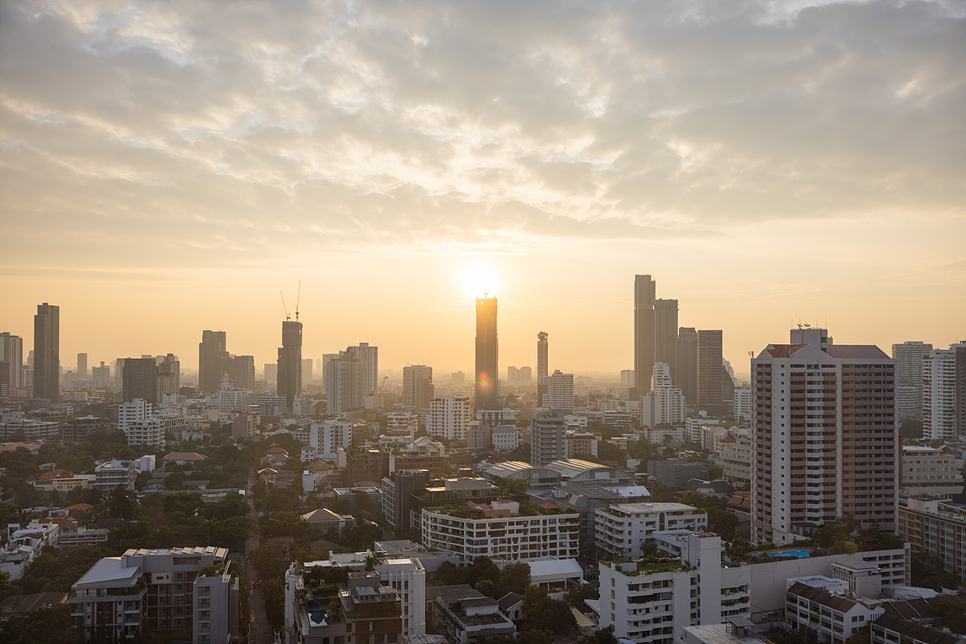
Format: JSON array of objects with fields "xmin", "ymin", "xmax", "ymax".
[{"xmin": 461, "ymin": 265, "xmax": 497, "ymax": 299}]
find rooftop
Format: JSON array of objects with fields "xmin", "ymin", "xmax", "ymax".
[{"xmin": 72, "ymin": 558, "xmax": 141, "ymax": 588}]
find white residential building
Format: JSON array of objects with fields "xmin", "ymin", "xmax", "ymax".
[
  {"xmin": 310, "ymin": 419, "xmax": 353, "ymax": 459},
  {"xmin": 900, "ymin": 444, "xmax": 965, "ymax": 498},
  {"xmin": 598, "ymin": 532, "xmax": 750, "ymax": 643},
  {"xmin": 784, "ymin": 576, "xmax": 885, "ymax": 644},
  {"xmin": 117, "ymin": 398, "xmax": 150, "ymax": 432},
  {"xmin": 595, "ymin": 503, "xmax": 708, "ymax": 561},
  {"xmin": 427, "ymin": 395, "xmax": 471, "ymax": 441},
  {"xmin": 892, "ymin": 341, "xmax": 933, "ymax": 419},
  {"xmin": 420, "ymin": 500, "xmax": 580, "ymax": 565},
  {"xmin": 545, "ymin": 370, "xmax": 575, "ymax": 412},
  {"xmin": 492, "ymin": 425, "xmax": 520, "ymax": 451},
  {"xmin": 922, "ymin": 343, "xmax": 966, "ymax": 440},
  {"xmin": 641, "ymin": 362, "xmax": 686, "ymax": 426},
  {"xmin": 346, "ymin": 342, "xmax": 379, "ymax": 396},
  {"xmin": 386, "ymin": 409, "xmax": 419, "ymax": 435},
  {"xmin": 375, "ymin": 557, "xmax": 426, "ymax": 637},
  {"xmin": 217, "ymin": 379, "xmax": 248, "ymax": 414},
  {"xmin": 733, "ymin": 388, "xmax": 752, "ymax": 422},
  {"xmin": 531, "ymin": 409, "xmax": 568, "ymax": 466},
  {"xmin": 125, "ymin": 418, "xmax": 165, "ymax": 448}
]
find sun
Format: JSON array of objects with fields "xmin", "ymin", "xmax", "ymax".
[{"xmin": 461, "ymin": 265, "xmax": 497, "ymax": 299}]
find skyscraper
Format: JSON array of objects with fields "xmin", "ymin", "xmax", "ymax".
[
  {"xmin": 537, "ymin": 331, "xmax": 549, "ymax": 408},
  {"xmin": 546, "ymin": 370, "xmax": 575, "ymax": 412},
  {"xmin": 233, "ymin": 355, "xmax": 255, "ymax": 391},
  {"xmin": 475, "ymin": 297, "xmax": 499, "ymax": 411},
  {"xmin": 697, "ymin": 330, "xmax": 723, "ymax": 415},
  {"xmin": 892, "ymin": 341, "xmax": 933, "ymax": 419},
  {"xmin": 346, "ymin": 343, "xmax": 379, "ymax": 396},
  {"xmin": 654, "ymin": 299, "xmax": 678, "ymax": 384},
  {"xmin": 198, "ymin": 330, "xmax": 228, "ymax": 394},
  {"xmin": 326, "ymin": 355, "xmax": 363, "ymax": 415},
  {"xmin": 122, "ymin": 357, "xmax": 159, "ymax": 403},
  {"xmin": 633, "ymin": 275, "xmax": 656, "ymax": 394},
  {"xmin": 403, "ymin": 365, "xmax": 434, "ymax": 411},
  {"xmin": 157, "ymin": 354, "xmax": 180, "ymax": 400},
  {"xmin": 33, "ymin": 303, "xmax": 60, "ymax": 402},
  {"xmin": 677, "ymin": 327, "xmax": 698, "ymax": 404},
  {"xmin": 751, "ymin": 328, "xmax": 898, "ymax": 545},
  {"xmin": 77, "ymin": 352, "xmax": 88, "ymax": 379},
  {"xmin": 922, "ymin": 343, "xmax": 966, "ymax": 440},
  {"xmin": 0, "ymin": 332, "xmax": 24, "ymax": 389},
  {"xmin": 277, "ymin": 319, "xmax": 303, "ymax": 408}
]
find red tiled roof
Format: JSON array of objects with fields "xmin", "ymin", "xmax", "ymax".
[{"xmin": 765, "ymin": 344, "xmax": 807, "ymax": 358}]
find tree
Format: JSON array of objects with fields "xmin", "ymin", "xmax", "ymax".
[
  {"xmin": 927, "ymin": 595, "xmax": 966, "ymax": 633},
  {"xmin": 263, "ymin": 577, "xmax": 286, "ymax": 630},
  {"xmin": 520, "ymin": 630, "xmax": 554, "ymax": 644},
  {"xmin": 523, "ymin": 586, "xmax": 577, "ymax": 634},
  {"xmin": 476, "ymin": 579, "xmax": 496, "ymax": 597},
  {"xmin": 577, "ymin": 626, "xmax": 619, "ymax": 644},
  {"xmin": 165, "ymin": 471, "xmax": 185, "ymax": 490},
  {"xmin": 496, "ymin": 562, "xmax": 531, "ymax": 598},
  {"xmin": 108, "ymin": 486, "xmax": 139, "ymax": 520},
  {"xmin": 0, "ymin": 603, "xmax": 83, "ymax": 644},
  {"xmin": 899, "ymin": 419, "xmax": 923, "ymax": 440}
]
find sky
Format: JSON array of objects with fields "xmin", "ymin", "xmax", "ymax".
[{"xmin": 1, "ymin": 0, "xmax": 964, "ymax": 381}]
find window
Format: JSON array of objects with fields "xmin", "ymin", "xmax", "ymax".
[
  {"xmin": 199, "ymin": 610, "xmax": 210, "ymax": 621},
  {"xmin": 198, "ymin": 586, "xmax": 211, "ymax": 597},
  {"xmin": 198, "ymin": 598, "xmax": 210, "ymax": 609}
]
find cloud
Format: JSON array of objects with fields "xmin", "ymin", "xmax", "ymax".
[{"xmin": 1, "ymin": 0, "xmax": 964, "ymax": 268}]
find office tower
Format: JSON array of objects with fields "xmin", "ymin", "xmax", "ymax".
[
  {"xmin": 892, "ymin": 341, "xmax": 933, "ymax": 419},
  {"xmin": 697, "ymin": 330, "xmax": 723, "ymax": 415},
  {"xmin": 641, "ymin": 362, "xmax": 686, "ymax": 426},
  {"xmin": 654, "ymin": 299, "xmax": 678, "ymax": 385},
  {"xmin": 530, "ymin": 409, "xmax": 568, "ymax": 466},
  {"xmin": 427, "ymin": 395, "xmax": 471, "ymax": 441},
  {"xmin": 198, "ymin": 330, "xmax": 228, "ymax": 394},
  {"xmin": 277, "ymin": 319, "xmax": 302, "ymax": 408},
  {"xmin": 677, "ymin": 328, "xmax": 699, "ymax": 405},
  {"xmin": 346, "ymin": 343, "xmax": 379, "ymax": 396},
  {"xmin": 0, "ymin": 332, "xmax": 24, "ymax": 389},
  {"xmin": 326, "ymin": 355, "xmax": 363, "ymax": 416},
  {"xmin": 33, "ymin": 303, "xmax": 60, "ymax": 402},
  {"xmin": 751, "ymin": 328, "xmax": 898, "ymax": 545},
  {"xmin": 922, "ymin": 343, "xmax": 966, "ymax": 440},
  {"xmin": 546, "ymin": 370, "xmax": 575, "ymax": 412},
  {"xmin": 233, "ymin": 355, "xmax": 255, "ymax": 391},
  {"xmin": 633, "ymin": 274, "xmax": 657, "ymax": 395},
  {"xmin": 76, "ymin": 352, "xmax": 88, "ymax": 379},
  {"xmin": 474, "ymin": 297, "xmax": 499, "ymax": 411},
  {"xmin": 301, "ymin": 358, "xmax": 313, "ymax": 384},
  {"xmin": 403, "ymin": 365, "xmax": 434, "ymax": 410},
  {"xmin": 157, "ymin": 354, "xmax": 180, "ymax": 401},
  {"xmin": 122, "ymin": 357, "xmax": 159, "ymax": 403},
  {"xmin": 537, "ymin": 331, "xmax": 549, "ymax": 378}
]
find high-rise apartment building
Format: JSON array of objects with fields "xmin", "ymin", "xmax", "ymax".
[
  {"xmin": 475, "ymin": 297, "xmax": 499, "ymax": 411},
  {"xmin": 157, "ymin": 353, "xmax": 180, "ymax": 401},
  {"xmin": 546, "ymin": 370, "xmax": 575, "ymax": 412},
  {"xmin": 530, "ymin": 409, "xmax": 568, "ymax": 466},
  {"xmin": 892, "ymin": 341, "xmax": 932, "ymax": 419},
  {"xmin": 654, "ymin": 299, "xmax": 679, "ymax": 385},
  {"xmin": 346, "ymin": 343, "xmax": 379, "ymax": 396},
  {"xmin": 751, "ymin": 328, "xmax": 898, "ymax": 545},
  {"xmin": 403, "ymin": 365, "xmax": 434, "ymax": 410},
  {"xmin": 198, "ymin": 330, "xmax": 228, "ymax": 394},
  {"xmin": 122, "ymin": 357, "xmax": 159, "ymax": 403},
  {"xmin": 633, "ymin": 275, "xmax": 656, "ymax": 394},
  {"xmin": 277, "ymin": 319, "xmax": 302, "ymax": 408},
  {"xmin": 698, "ymin": 329, "xmax": 723, "ymax": 415},
  {"xmin": 264, "ymin": 362, "xmax": 277, "ymax": 387},
  {"xmin": 325, "ymin": 355, "xmax": 363, "ymax": 416},
  {"xmin": 641, "ymin": 362, "xmax": 686, "ymax": 426},
  {"xmin": 428, "ymin": 395, "xmax": 471, "ymax": 441},
  {"xmin": 33, "ymin": 303, "xmax": 60, "ymax": 402},
  {"xmin": 92, "ymin": 361, "xmax": 111, "ymax": 387},
  {"xmin": 233, "ymin": 355, "xmax": 255, "ymax": 391},
  {"xmin": 537, "ymin": 331, "xmax": 549, "ymax": 379},
  {"xmin": 678, "ymin": 327, "xmax": 698, "ymax": 404},
  {"xmin": 77, "ymin": 352, "xmax": 88, "ymax": 379},
  {"xmin": 922, "ymin": 343, "xmax": 966, "ymax": 440},
  {"xmin": 0, "ymin": 332, "xmax": 24, "ymax": 389}
]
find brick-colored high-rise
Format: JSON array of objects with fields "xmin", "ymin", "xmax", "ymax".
[{"xmin": 752, "ymin": 328, "xmax": 898, "ymax": 545}]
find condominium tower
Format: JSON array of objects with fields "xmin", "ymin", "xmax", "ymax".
[
  {"xmin": 922, "ymin": 343, "xmax": 966, "ymax": 440},
  {"xmin": 33, "ymin": 303, "xmax": 60, "ymax": 402},
  {"xmin": 633, "ymin": 275, "xmax": 656, "ymax": 394},
  {"xmin": 403, "ymin": 365, "xmax": 434, "ymax": 411},
  {"xmin": 277, "ymin": 319, "xmax": 302, "ymax": 408},
  {"xmin": 892, "ymin": 341, "xmax": 932, "ymax": 419},
  {"xmin": 475, "ymin": 297, "xmax": 499, "ymax": 411},
  {"xmin": 751, "ymin": 328, "xmax": 898, "ymax": 545},
  {"xmin": 698, "ymin": 329, "xmax": 723, "ymax": 415},
  {"xmin": 0, "ymin": 332, "xmax": 24, "ymax": 389},
  {"xmin": 677, "ymin": 327, "xmax": 698, "ymax": 404},
  {"xmin": 198, "ymin": 330, "xmax": 228, "ymax": 394}
]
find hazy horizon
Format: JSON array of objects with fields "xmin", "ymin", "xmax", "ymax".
[{"xmin": 2, "ymin": 0, "xmax": 964, "ymax": 380}]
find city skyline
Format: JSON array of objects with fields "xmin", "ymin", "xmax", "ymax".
[{"xmin": 1, "ymin": 0, "xmax": 964, "ymax": 378}]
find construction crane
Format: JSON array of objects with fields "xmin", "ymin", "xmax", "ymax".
[
  {"xmin": 280, "ymin": 281, "xmax": 302, "ymax": 321},
  {"xmin": 280, "ymin": 291, "xmax": 290, "ymax": 320},
  {"xmin": 376, "ymin": 376, "xmax": 389, "ymax": 409}
]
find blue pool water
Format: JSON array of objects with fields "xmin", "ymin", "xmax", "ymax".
[{"xmin": 767, "ymin": 549, "xmax": 811, "ymax": 558}]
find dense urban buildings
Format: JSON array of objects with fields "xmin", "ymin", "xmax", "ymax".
[
  {"xmin": 474, "ymin": 296, "xmax": 499, "ymax": 411},
  {"xmin": 403, "ymin": 364, "xmax": 434, "ymax": 410},
  {"xmin": 33, "ymin": 302, "xmax": 60, "ymax": 402},
  {"xmin": 427, "ymin": 395, "xmax": 471, "ymax": 441},
  {"xmin": 751, "ymin": 328, "xmax": 898, "ymax": 545}
]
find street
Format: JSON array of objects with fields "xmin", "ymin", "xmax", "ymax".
[{"xmin": 246, "ymin": 468, "xmax": 271, "ymax": 643}]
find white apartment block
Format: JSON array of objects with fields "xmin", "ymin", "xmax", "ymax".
[
  {"xmin": 733, "ymin": 388, "xmax": 752, "ymax": 422},
  {"xmin": 387, "ymin": 410, "xmax": 419, "ymax": 435},
  {"xmin": 531, "ymin": 410, "xmax": 568, "ymax": 467},
  {"xmin": 892, "ymin": 341, "xmax": 932, "ymax": 419},
  {"xmin": 598, "ymin": 533, "xmax": 750, "ymax": 644},
  {"xmin": 218, "ymin": 388, "xmax": 247, "ymax": 414},
  {"xmin": 784, "ymin": 576, "xmax": 885, "ymax": 644},
  {"xmin": 310, "ymin": 419, "xmax": 353, "ymax": 459},
  {"xmin": 117, "ymin": 398, "xmax": 150, "ymax": 432},
  {"xmin": 492, "ymin": 425, "xmax": 519, "ymax": 451},
  {"xmin": 595, "ymin": 503, "xmax": 708, "ymax": 561},
  {"xmin": 897, "ymin": 497, "xmax": 966, "ymax": 584},
  {"xmin": 686, "ymin": 417, "xmax": 718, "ymax": 444},
  {"xmin": 126, "ymin": 418, "xmax": 165, "ymax": 449},
  {"xmin": 546, "ymin": 370, "xmax": 575, "ymax": 412},
  {"xmin": 641, "ymin": 363, "xmax": 686, "ymax": 426},
  {"xmin": 900, "ymin": 444, "xmax": 965, "ymax": 498},
  {"xmin": 752, "ymin": 328, "xmax": 899, "ymax": 545},
  {"xmin": 477, "ymin": 408, "xmax": 516, "ymax": 423},
  {"xmin": 718, "ymin": 430, "xmax": 753, "ymax": 486},
  {"xmin": 375, "ymin": 557, "xmax": 426, "ymax": 637},
  {"xmin": 420, "ymin": 500, "xmax": 580, "ymax": 565},
  {"xmin": 346, "ymin": 342, "xmax": 379, "ymax": 396},
  {"xmin": 922, "ymin": 343, "xmax": 966, "ymax": 440},
  {"xmin": 564, "ymin": 431, "xmax": 598, "ymax": 458},
  {"xmin": 427, "ymin": 395, "xmax": 471, "ymax": 441}
]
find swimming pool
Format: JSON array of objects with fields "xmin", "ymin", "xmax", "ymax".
[{"xmin": 766, "ymin": 549, "xmax": 812, "ymax": 558}]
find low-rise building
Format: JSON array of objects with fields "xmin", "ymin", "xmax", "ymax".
[
  {"xmin": 647, "ymin": 460, "xmax": 709, "ymax": 488},
  {"xmin": 595, "ymin": 503, "xmax": 708, "ymax": 560},
  {"xmin": 491, "ymin": 426, "xmax": 519, "ymax": 452},
  {"xmin": 897, "ymin": 497, "xmax": 966, "ymax": 584},
  {"xmin": 900, "ymin": 445, "xmax": 965, "ymax": 498},
  {"xmin": 784, "ymin": 576, "xmax": 886, "ymax": 644},
  {"xmin": 93, "ymin": 460, "xmax": 137, "ymax": 492},
  {"xmin": 429, "ymin": 587, "xmax": 515, "ymax": 644}
]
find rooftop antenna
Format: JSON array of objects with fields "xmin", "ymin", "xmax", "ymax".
[
  {"xmin": 295, "ymin": 281, "xmax": 301, "ymax": 322},
  {"xmin": 280, "ymin": 291, "xmax": 290, "ymax": 321}
]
